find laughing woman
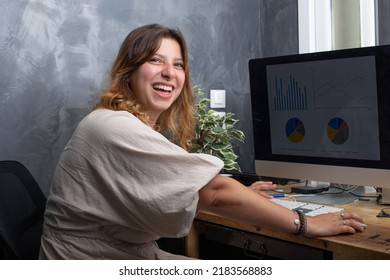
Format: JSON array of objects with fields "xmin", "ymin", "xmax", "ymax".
[{"xmin": 39, "ymin": 24, "xmax": 366, "ymax": 260}]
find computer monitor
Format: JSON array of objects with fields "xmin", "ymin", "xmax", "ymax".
[{"xmin": 249, "ymin": 45, "xmax": 390, "ymax": 204}]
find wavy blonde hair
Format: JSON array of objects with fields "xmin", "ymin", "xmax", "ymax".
[{"xmin": 94, "ymin": 24, "xmax": 195, "ymax": 150}]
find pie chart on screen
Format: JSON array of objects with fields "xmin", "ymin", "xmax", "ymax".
[
  {"xmin": 285, "ymin": 118, "xmax": 305, "ymax": 143},
  {"xmin": 327, "ymin": 117, "xmax": 349, "ymax": 145}
]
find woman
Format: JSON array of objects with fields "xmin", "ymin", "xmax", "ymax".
[{"xmin": 39, "ymin": 23, "xmax": 366, "ymax": 260}]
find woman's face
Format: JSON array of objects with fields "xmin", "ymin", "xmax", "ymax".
[{"xmin": 131, "ymin": 38, "xmax": 185, "ymax": 124}]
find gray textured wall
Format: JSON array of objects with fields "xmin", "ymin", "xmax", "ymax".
[
  {"xmin": 0, "ymin": 0, "xmax": 298, "ymax": 194},
  {"xmin": 377, "ymin": 0, "xmax": 390, "ymax": 45}
]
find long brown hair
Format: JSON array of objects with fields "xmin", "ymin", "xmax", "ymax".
[{"xmin": 95, "ymin": 24, "xmax": 195, "ymax": 150}]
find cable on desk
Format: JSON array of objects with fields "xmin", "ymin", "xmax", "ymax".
[{"xmin": 327, "ymin": 184, "xmax": 379, "ymax": 199}]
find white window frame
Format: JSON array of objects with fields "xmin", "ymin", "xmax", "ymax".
[
  {"xmin": 299, "ymin": 0, "xmax": 376, "ymax": 53},
  {"xmin": 360, "ymin": 0, "xmax": 376, "ymax": 47},
  {"xmin": 298, "ymin": 0, "xmax": 331, "ymax": 53}
]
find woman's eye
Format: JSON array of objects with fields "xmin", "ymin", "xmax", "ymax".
[
  {"xmin": 150, "ymin": 57, "xmax": 161, "ymax": 63},
  {"xmin": 175, "ymin": 63, "xmax": 184, "ymax": 69}
]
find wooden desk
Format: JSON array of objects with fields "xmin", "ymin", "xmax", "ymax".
[{"xmin": 186, "ymin": 198, "xmax": 390, "ymax": 259}]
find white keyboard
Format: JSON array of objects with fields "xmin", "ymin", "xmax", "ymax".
[{"xmin": 271, "ymin": 199, "xmax": 344, "ymax": 217}]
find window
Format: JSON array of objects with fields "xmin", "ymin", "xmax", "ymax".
[{"xmin": 298, "ymin": 0, "xmax": 376, "ymax": 53}]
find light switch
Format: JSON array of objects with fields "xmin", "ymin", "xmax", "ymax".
[{"xmin": 210, "ymin": 90, "xmax": 226, "ymax": 108}]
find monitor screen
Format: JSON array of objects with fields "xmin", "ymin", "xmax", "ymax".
[{"xmin": 249, "ymin": 45, "xmax": 390, "ymax": 195}]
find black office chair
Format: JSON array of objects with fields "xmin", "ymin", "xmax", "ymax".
[{"xmin": 0, "ymin": 160, "xmax": 47, "ymax": 259}]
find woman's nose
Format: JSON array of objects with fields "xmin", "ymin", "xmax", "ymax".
[{"xmin": 161, "ymin": 64, "xmax": 175, "ymax": 80}]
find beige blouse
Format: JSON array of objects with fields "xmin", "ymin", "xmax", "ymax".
[{"xmin": 39, "ymin": 109, "xmax": 223, "ymax": 259}]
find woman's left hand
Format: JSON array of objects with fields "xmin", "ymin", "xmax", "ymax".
[{"xmin": 249, "ymin": 181, "xmax": 278, "ymax": 198}]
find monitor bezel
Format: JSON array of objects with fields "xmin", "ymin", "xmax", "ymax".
[{"xmin": 249, "ymin": 45, "xmax": 390, "ymax": 176}]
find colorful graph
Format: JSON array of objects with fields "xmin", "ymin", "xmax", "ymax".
[
  {"xmin": 285, "ymin": 118, "xmax": 305, "ymax": 143},
  {"xmin": 273, "ymin": 75, "xmax": 308, "ymax": 110},
  {"xmin": 327, "ymin": 117, "xmax": 349, "ymax": 145}
]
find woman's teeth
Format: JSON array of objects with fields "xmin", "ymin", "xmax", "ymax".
[{"xmin": 153, "ymin": 84, "xmax": 173, "ymax": 92}]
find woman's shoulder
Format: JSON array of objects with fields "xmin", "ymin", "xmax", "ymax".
[
  {"xmin": 71, "ymin": 108, "xmax": 180, "ymax": 152},
  {"xmin": 88, "ymin": 108, "xmax": 135, "ymax": 120},
  {"xmin": 82, "ymin": 109, "xmax": 141, "ymax": 128},
  {"xmin": 74, "ymin": 109, "xmax": 146, "ymax": 139}
]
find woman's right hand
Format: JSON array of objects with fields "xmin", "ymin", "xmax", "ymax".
[{"xmin": 305, "ymin": 211, "xmax": 367, "ymax": 237}]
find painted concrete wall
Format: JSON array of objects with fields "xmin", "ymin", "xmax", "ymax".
[
  {"xmin": 377, "ymin": 0, "xmax": 390, "ymax": 45},
  {"xmin": 0, "ymin": 0, "xmax": 298, "ymax": 194}
]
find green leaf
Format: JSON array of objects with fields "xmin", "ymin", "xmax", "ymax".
[
  {"xmin": 231, "ymin": 130, "xmax": 245, "ymax": 141},
  {"xmin": 212, "ymin": 127, "xmax": 225, "ymax": 133},
  {"xmin": 190, "ymin": 85, "xmax": 246, "ymax": 172}
]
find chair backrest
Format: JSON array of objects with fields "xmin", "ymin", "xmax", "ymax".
[{"xmin": 0, "ymin": 161, "xmax": 47, "ymax": 259}]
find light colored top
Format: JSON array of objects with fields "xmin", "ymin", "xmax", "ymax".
[{"xmin": 40, "ymin": 108, "xmax": 223, "ymax": 259}]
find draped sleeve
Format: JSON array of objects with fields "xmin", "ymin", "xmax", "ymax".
[{"xmin": 44, "ymin": 109, "xmax": 224, "ymax": 244}]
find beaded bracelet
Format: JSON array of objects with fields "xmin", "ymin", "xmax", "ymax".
[{"xmin": 293, "ymin": 210, "xmax": 307, "ymax": 236}]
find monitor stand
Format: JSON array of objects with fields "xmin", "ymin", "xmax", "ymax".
[
  {"xmin": 294, "ymin": 184, "xmax": 365, "ymax": 206},
  {"xmin": 378, "ymin": 188, "xmax": 390, "ymax": 205}
]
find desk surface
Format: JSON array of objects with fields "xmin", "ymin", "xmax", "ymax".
[{"xmin": 188, "ymin": 195, "xmax": 390, "ymax": 259}]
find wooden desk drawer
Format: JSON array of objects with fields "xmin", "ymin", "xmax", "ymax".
[{"xmin": 203, "ymin": 223, "xmax": 331, "ymax": 260}]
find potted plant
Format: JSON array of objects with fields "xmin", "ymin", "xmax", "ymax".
[{"xmin": 190, "ymin": 86, "xmax": 245, "ymax": 172}]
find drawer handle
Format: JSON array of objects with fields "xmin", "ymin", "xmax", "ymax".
[{"xmin": 243, "ymin": 239, "xmax": 267, "ymax": 259}]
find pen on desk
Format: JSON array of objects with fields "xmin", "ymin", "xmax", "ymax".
[{"xmin": 271, "ymin": 193, "xmax": 287, "ymax": 198}]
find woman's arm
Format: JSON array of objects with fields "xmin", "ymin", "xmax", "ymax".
[{"xmin": 198, "ymin": 175, "xmax": 366, "ymax": 237}]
